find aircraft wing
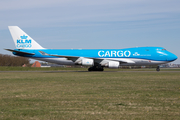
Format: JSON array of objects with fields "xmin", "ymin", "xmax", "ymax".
[
  {"xmin": 5, "ymin": 49, "xmax": 35, "ymax": 55},
  {"xmin": 115, "ymin": 59, "xmax": 135, "ymax": 63},
  {"xmin": 39, "ymin": 51, "xmax": 79, "ymax": 60},
  {"xmin": 39, "ymin": 50, "xmax": 97, "ymax": 63},
  {"xmin": 39, "ymin": 51, "xmax": 135, "ymax": 64}
]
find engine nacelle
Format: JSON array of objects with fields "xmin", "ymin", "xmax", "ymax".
[
  {"xmin": 81, "ymin": 58, "xmax": 94, "ymax": 66},
  {"xmin": 108, "ymin": 61, "xmax": 120, "ymax": 69}
]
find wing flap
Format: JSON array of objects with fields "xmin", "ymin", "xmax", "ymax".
[{"xmin": 118, "ymin": 59, "xmax": 135, "ymax": 63}]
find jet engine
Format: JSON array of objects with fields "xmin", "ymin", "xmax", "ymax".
[
  {"xmin": 82, "ymin": 58, "xmax": 94, "ymax": 65},
  {"xmin": 76, "ymin": 58, "xmax": 94, "ymax": 66},
  {"xmin": 108, "ymin": 61, "xmax": 120, "ymax": 68}
]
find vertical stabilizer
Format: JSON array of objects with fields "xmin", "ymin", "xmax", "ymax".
[{"xmin": 8, "ymin": 26, "xmax": 44, "ymax": 49}]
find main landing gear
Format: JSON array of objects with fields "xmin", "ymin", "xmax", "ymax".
[
  {"xmin": 156, "ymin": 66, "xmax": 160, "ymax": 71},
  {"xmin": 88, "ymin": 65, "xmax": 104, "ymax": 71}
]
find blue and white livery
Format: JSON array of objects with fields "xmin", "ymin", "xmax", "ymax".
[{"xmin": 6, "ymin": 26, "xmax": 177, "ymax": 71}]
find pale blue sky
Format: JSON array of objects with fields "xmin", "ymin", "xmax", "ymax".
[{"xmin": 0, "ymin": 0, "xmax": 180, "ymax": 63}]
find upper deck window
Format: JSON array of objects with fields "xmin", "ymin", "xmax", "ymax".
[{"xmin": 162, "ymin": 49, "xmax": 166, "ymax": 51}]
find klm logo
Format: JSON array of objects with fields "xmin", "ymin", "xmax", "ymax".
[{"xmin": 16, "ymin": 35, "xmax": 32, "ymax": 48}]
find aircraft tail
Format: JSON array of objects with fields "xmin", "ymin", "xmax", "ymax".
[{"xmin": 8, "ymin": 26, "xmax": 44, "ymax": 49}]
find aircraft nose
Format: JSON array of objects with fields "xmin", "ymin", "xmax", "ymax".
[{"xmin": 167, "ymin": 53, "xmax": 178, "ymax": 61}]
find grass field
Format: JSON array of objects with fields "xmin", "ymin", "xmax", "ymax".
[
  {"xmin": 0, "ymin": 66, "xmax": 180, "ymax": 71},
  {"xmin": 0, "ymin": 68, "xmax": 180, "ymax": 119}
]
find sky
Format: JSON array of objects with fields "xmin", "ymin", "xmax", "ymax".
[{"xmin": 0, "ymin": 0, "xmax": 180, "ymax": 63}]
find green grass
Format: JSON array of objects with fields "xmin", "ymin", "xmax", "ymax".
[
  {"xmin": 0, "ymin": 66, "xmax": 180, "ymax": 71},
  {"xmin": 0, "ymin": 71, "xmax": 180, "ymax": 119},
  {"xmin": 0, "ymin": 66, "xmax": 87, "ymax": 71}
]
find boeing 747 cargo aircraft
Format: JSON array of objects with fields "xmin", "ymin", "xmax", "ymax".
[{"xmin": 6, "ymin": 26, "xmax": 177, "ymax": 71}]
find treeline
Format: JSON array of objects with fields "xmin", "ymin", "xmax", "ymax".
[{"xmin": 0, "ymin": 54, "xmax": 29, "ymax": 66}]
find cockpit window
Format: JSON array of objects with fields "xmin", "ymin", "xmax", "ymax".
[{"xmin": 162, "ymin": 49, "xmax": 166, "ymax": 51}]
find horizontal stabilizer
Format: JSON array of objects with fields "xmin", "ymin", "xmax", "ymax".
[{"xmin": 5, "ymin": 49, "xmax": 35, "ymax": 55}]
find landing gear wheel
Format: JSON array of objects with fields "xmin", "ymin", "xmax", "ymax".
[
  {"xmin": 88, "ymin": 66, "xmax": 104, "ymax": 71},
  {"xmin": 156, "ymin": 66, "xmax": 160, "ymax": 71},
  {"xmin": 88, "ymin": 67, "xmax": 93, "ymax": 71},
  {"xmin": 99, "ymin": 68, "xmax": 104, "ymax": 71}
]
